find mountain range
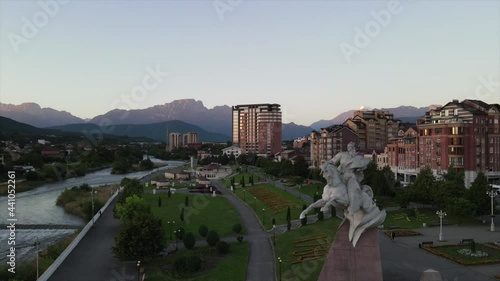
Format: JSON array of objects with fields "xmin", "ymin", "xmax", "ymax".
[{"xmin": 0, "ymin": 99, "xmax": 434, "ymax": 142}]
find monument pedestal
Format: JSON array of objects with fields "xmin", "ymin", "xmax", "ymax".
[{"xmin": 318, "ymin": 221, "xmax": 383, "ymax": 281}]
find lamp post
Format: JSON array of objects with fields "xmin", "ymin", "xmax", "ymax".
[
  {"xmin": 34, "ymin": 240, "xmax": 40, "ymax": 280},
  {"xmin": 174, "ymin": 230, "xmax": 178, "ymax": 250},
  {"xmin": 486, "ymin": 189, "xmax": 499, "ymax": 232},
  {"xmin": 136, "ymin": 260, "xmax": 141, "ymax": 281},
  {"xmin": 262, "ymin": 208, "xmax": 266, "ymax": 225},
  {"xmin": 253, "ymin": 196, "xmax": 256, "ymax": 211},
  {"xmin": 273, "ymin": 224, "xmax": 276, "ymax": 246},
  {"xmin": 278, "ymin": 257, "xmax": 282, "ymax": 281},
  {"xmin": 90, "ymin": 188, "xmax": 96, "ymax": 226},
  {"xmin": 243, "ymin": 189, "xmax": 246, "ymax": 202},
  {"xmin": 436, "ymin": 210, "xmax": 447, "ymax": 241}
]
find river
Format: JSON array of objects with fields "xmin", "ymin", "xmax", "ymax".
[{"xmin": 0, "ymin": 158, "xmax": 186, "ymax": 262}]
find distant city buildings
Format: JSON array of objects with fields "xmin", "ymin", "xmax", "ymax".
[
  {"xmin": 310, "ymin": 125, "xmax": 358, "ymax": 168},
  {"xmin": 232, "ymin": 103, "xmax": 282, "ymax": 156},
  {"xmin": 167, "ymin": 131, "xmax": 200, "ymax": 151},
  {"xmin": 343, "ymin": 110, "xmax": 400, "ymax": 150}
]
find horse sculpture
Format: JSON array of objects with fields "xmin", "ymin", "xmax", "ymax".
[{"xmin": 299, "ymin": 162, "xmax": 348, "ymax": 219}]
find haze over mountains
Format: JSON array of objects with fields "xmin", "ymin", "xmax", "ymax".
[{"xmin": 0, "ymin": 99, "xmax": 434, "ymax": 141}]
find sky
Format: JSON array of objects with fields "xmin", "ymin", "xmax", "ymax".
[{"xmin": 0, "ymin": 0, "xmax": 499, "ymax": 126}]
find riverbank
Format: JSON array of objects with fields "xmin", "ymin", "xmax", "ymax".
[{"xmin": 56, "ymin": 184, "xmax": 117, "ymax": 221}]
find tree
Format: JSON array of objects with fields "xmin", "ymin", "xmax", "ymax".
[
  {"xmin": 433, "ymin": 180, "xmax": 465, "ymax": 209},
  {"xmin": 115, "ymin": 195, "xmax": 150, "ymax": 224},
  {"xmin": 184, "ymin": 196, "xmax": 189, "ymax": 207},
  {"xmin": 232, "ymin": 223, "xmax": 243, "ymax": 234},
  {"xmin": 286, "ymin": 206, "xmax": 291, "ymax": 222},
  {"xmin": 183, "ymin": 232, "xmax": 196, "ymax": 250},
  {"xmin": 447, "ymin": 198, "xmax": 476, "ymax": 224},
  {"xmin": 318, "ymin": 210, "xmax": 324, "ymax": 221},
  {"xmin": 411, "ymin": 166, "xmax": 436, "ymax": 204},
  {"xmin": 271, "ymin": 218, "xmax": 276, "ymax": 226},
  {"xmin": 117, "ymin": 178, "xmax": 144, "ymax": 204},
  {"xmin": 293, "ymin": 156, "xmax": 309, "ymax": 178},
  {"xmin": 240, "ymin": 176, "xmax": 245, "ymax": 188},
  {"xmin": 467, "ymin": 172, "xmax": 491, "ymax": 215},
  {"xmin": 168, "ymin": 188, "xmax": 172, "ymax": 198},
  {"xmin": 112, "ymin": 156, "xmax": 132, "ymax": 174},
  {"xmin": 216, "ymin": 241, "xmax": 230, "ymax": 255},
  {"xmin": 301, "ymin": 215, "xmax": 307, "ymax": 226},
  {"xmin": 139, "ymin": 159, "xmax": 154, "ymax": 170},
  {"xmin": 198, "ymin": 224, "xmax": 208, "ymax": 237},
  {"xmin": 395, "ymin": 187, "xmax": 412, "ymax": 208},
  {"xmin": 113, "ymin": 212, "xmax": 165, "ymax": 260},
  {"xmin": 180, "ymin": 207, "xmax": 185, "ymax": 222},
  {"xmin": 158, "ymin": 196, "xmax": 162, "ymax": 208},
  {"xmin": 206, "ymin": 230, "xmax": 220, "ymax": 246}
]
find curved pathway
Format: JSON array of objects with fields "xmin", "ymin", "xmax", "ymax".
[{"xmin": 211, "ymin": 180, "xmax": 275, "ymax": 281}]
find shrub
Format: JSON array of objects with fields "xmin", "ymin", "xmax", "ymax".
[
  {"xmin": 183, "ymin": 232, "xmax": 196, "ymax": 250},
  {"xmin": 206, "ymin": 230, "xmax": 220, "ymax": 246},
  {"xmin": 237, "ymin": 236, "xmax": 243, "ymax": 243},
  {"xmin": 318, "ymin": 211, "xmax": 324, "ymax": 221},
  {"xmin": 174, "ymin": 255, "xmax": 202, "ymax": 273},
  {"xmin": 198, "ymin": 224, "xmax": 208, "ymax": 237},
  {"xmin": 216, "ymin": 241, "xmax": 230, "ymax": 255},
  {"xmin": 471, "ymin": 240, "xmax": 477, "ymax": 253},
  {"xmin": 301, "ymin": 215, "xmax": 307, "ymax": 226},
  {"xmin": 232, "ymin": 223, "xmax": 243, "ymax": 234}
]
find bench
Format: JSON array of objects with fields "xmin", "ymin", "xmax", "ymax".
[
  {"xmin": 419, "ymin": 241, "xmax": 433, "ymax": 248},
  {"xmin": 459, "ymin": 238, "xmax": 474, "ymax": 245},
  {"xmin": 388, "ymin": 225, "xmax": 400, "ymax": 230}
]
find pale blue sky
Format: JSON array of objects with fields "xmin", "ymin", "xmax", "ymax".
[{"xmin": 1, "ymin": 0, "xmax": 498, "ymax": 126}]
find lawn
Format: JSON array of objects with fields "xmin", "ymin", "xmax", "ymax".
[
  {"xmin": 221, "ymin": 172, "xmax": 260, "ymax": 188},
  {"xmin": 274, "ymin": 216, "xmax": 342, "ymax": 281},
  {"xmin": 144, "ymin": 242, "xmax": 248, "ymax": 281},
  {"xmin": 384, "ymin": 208, "xmax": 483, "ymax": 229},
  {"xmin": 422, "ymin": 243, "xmax": 500, "ymax": 265},
  {"xmin": 296, "ymin": 183, "xmax": 324, "ymax": 199},
  {"xmin": 233, "ymin": 183, "xmax": 307, "ymax": 228},
  {"xmin": 144, "ymin": 193, "xmax": 243, "ymax": 239}
]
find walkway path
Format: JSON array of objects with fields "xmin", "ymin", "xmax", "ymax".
[
  {"xmin": 381, "ymin": 224, "xmax": 500, "ymax": 281},
  {"xmin": 49, "ymin": 196, "xmax": 136, "ymax": 281},
  {"xmin": 211, "ymin": 180, "xmax": 275, "ymax": 281}
]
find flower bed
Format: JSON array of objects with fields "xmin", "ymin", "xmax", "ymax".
[
  {"xmin": 422, "ymin": 244, "xmax": 500, "ymax": 265},
  {"xmin": 384, "ymin": 229, "xmax": 422, "ymax": 237},
  {"xmin": 291, "ymin": 234, "xmax": 329, "ymax": 264},
  {"xmin": 248, "ymin": 187, "xmax": 300, "ymax": 212}
]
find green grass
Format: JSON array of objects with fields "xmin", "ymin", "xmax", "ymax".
[
  {"xmin": 221, "ymin": 172, "xmax": 258, "ymax": 187},
  {"xmin": 274, "ymin": 217, "xmax": 342, "ymax": 281},
  {"xmin": 296, "ymin": 183, "xmax": 324, "ymax": 199},
  {"xmin": 233, "ymin": 183, "xmax": 307, "ymax": 228},
  {"xmin": 423, "ymin": 243, "xmax": 500, "ymax": 265},
  {"xmin": 145, "ymin": 193, "xmax": 244, "ymax": 239},
  {"xmin": 384, "ymin": 208, "xmax": 483, "ymax": 229},
  {"xmin": 144, "ymin": 242, "xmax": 249, "ymax": 281}
]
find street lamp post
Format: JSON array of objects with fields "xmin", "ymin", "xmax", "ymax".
[
  {"xmin": 436, "ymin": 210, "xmax": 447, "ymax": 241},
  {"xmin": 243, "ymin": 189, "xmax": 246, "ymax": 202},
  {"xmin": 278, "ymin": 257, "xmax": 282, "ymax": 281},
  {"xmin": 34, "ymin": 240, "xmax": 40, "ymax": 280},
  {"xmin": 486, "ymin": 189, "xmax": 499, "ymax": 232},
  {"xmin": 273, "ymin": 224, "xmax": 276, "ymax": 246},
  {"xmin": 136, "ymin": 260, "xmax": 141, "ymax": 281},
  {"xmin": 90, "ymin": 188, "xmax": 96, "ymax": 226},
  {"xmin": 262, "ymin": 208, "xmax": 266, "ymax": 226},
  {"xmin": 174, "ymin": 230, "xmax": 178, "ymax": 250},
  {"xmin": 253, "ymin": 197, "xmax": 256, "ymax": 211}
]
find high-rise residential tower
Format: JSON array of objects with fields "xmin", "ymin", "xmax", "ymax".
[{"xmin": 232, "ymin": 103, "xmax": 282, "ymax": 156}]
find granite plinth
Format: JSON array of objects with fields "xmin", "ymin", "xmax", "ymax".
[{"xmin": 318, "ymin": 221, "xmax": 383, "ymax": 281}]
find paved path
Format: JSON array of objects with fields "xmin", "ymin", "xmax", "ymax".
[
  {"xmin": 211, "ymin": 180, "xmax": 275, "ymax": 281},
  {"xmin": 49, "ymin": 196, "xmax": 136, "ymax": 281},
  {"xmin": 380, "ymin": 224, "xmax": 500, "ymax": 281}
]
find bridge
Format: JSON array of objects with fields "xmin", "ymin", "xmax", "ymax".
[{"xmin": 0, "ymin": 224, "xmax": 82, "ymax": 230}]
